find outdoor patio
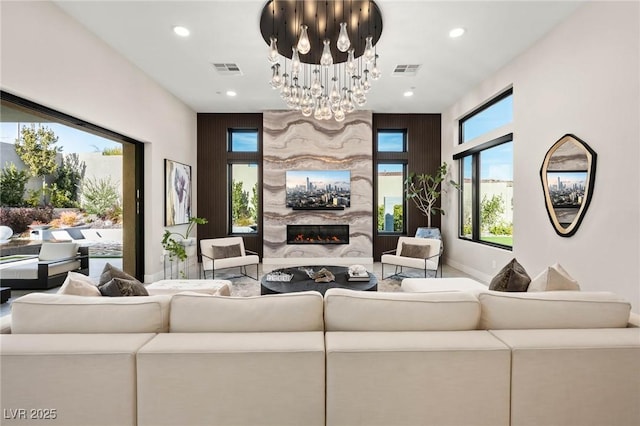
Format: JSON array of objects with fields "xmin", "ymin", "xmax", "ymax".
[{"xmin": 0, "ymin": 256, "xmax": 122, "ymax": 317}]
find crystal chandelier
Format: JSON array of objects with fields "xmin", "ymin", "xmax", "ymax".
[{"xmin": 260, "ymin": 0, "xmax": 383, "ymax": 122}]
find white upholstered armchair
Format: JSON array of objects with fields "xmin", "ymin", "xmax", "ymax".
[
  {"xmin": 381, "ymin": 237, "xmax": 442, "ymax": 279},
  {"xmin": 200, "ymin": 237, "xmax": 259, "ymax": 280}
]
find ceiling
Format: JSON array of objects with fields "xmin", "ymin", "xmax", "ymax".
[{"xmin": 53, "ymin": 1, "xmax": 584, "ymax": 114}]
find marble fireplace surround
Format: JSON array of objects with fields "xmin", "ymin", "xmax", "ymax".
[
  {"xmin": 263, "ymin": 111, "xmax": 374, "ymax": 270},
  {"xmin": 286, "ymin": 224, "xmax": 350, "ymax": 245}
]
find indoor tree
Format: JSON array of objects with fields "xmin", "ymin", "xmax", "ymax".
[{"xmin": 405, "ymin": 162, "xmax": 459, "ymax": 229}]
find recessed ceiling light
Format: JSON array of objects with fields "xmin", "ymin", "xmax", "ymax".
[
  {"xmin": 449, "ymin": 27, "xmax": 466, "ymax": 38},
  {"xmin": 404, "ymin": 91, "xmax": 414, "ymax": 97},
  {"xmin": 226, "ymin": 90, "xmax": 237, "ymax": 97},
  {"xmin": 173, "ymin": 26, "xmax": 190, "ymax": 37}
]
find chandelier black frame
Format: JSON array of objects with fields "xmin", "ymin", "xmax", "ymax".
[{"xmin": 260, "ymin": 0, "xmax": 383, "ymax": 121}]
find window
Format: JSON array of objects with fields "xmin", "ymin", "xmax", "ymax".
[
  {"xmin": 376, "ymin": 131, "xmax": 407, "ymax": 233},
  {"xmin": 228, "ymin": 129, "xmax": 259, "ymax": 234},
  {"xmin": 229, "ymin": 129, "xmax": 258, "ymax": 152},
  {"xmin": 377, "ymin": 131, "xmax": 405, "ymax": 152},
  {"xmin": 479, "ymin": 142, "xmax": 513, "ymax": 245},
  {"xmin": 456, "ymin": 89, "xmax": 513, "ymax": 249},
  {"xmin": 461, "ymin": 156, "xmax": 473, "ymax": 238},
  {"xmin": 457, "ymin": 138, "xmax": 513, "ymax": 248},
  {"xmin": 460, "ymin": 89, "xmax": 513, "ymax": 143},
  {"xmin": 377, "ymin": 163, "xmax": 405, "ymax": 232},
  {"xmin": 1, "ymin": 91, "xmax": 144, "ymax": 278},
  {"xmin": 229, "ymin": 163, "xmax": 258, "ymax": 233}
]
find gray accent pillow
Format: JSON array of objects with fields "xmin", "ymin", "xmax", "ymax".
[
  {"xmin": 99, "ymin": 277, "xmax": 149, "ymax": 297},
  {"xmin": 400, "ymin": 243, "xmax": 430, "ymax": 259},
  {"xmin": 489, "ymin": 258, "xmax": 531, "ymax": 292},
  {"xmin": 212, "ymin": 244, "xmax": 242, "ymax": 259},
  {"xmin": 99, "ymin": 263, "xmax": 142, "ymax": 286}
]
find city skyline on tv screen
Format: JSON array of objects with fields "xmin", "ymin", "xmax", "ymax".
[{"xmin": 286, "ymin": 170, "xmax": 351, "ymax": 209}]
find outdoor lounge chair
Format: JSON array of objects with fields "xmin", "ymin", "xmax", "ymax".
[{"xmin": 0, "ymin": 242, "xmax": 89, "ymax": 290}]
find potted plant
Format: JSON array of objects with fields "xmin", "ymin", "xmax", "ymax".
[
  {"xmin": 405, "ymin": 162, "xmax": 459, "ymax": 231},
  {"xmin": 161, "ymin": 216, "xmax": 208, "ymax": 262}
]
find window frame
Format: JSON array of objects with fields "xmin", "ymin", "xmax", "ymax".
[
  {"xmin": 227, "ymin": 129, "xmax": 260, "ymax": 235},
  {"xmin": 376, "ymin": 161, "xmax": 408, "ymax": 234},
  {"xmin": 375, "ymin": 129, "xmax": 409, "ymax": 235},
  {"xmin": 377, "ymin": 129, "xmax": 408, "ymax": 152},
  {"xmin": 454, "ymin": 134, "xmax": 514, "ymax": 250},
  {"xmin": 228, "ymin": 128, "xmax": 259, "ymax": 152},
  {"xmin": 458, "ymin": 88, "xmax": 513, "ymax": 144},
  {"xmin": 1, "ymin": 90, "xmax": 146, "ymax": 279}
]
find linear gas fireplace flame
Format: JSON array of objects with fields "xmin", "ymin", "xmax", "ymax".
[{"xmin": 287, "ymin": 225, "xmax": 349, "ymax": 245}]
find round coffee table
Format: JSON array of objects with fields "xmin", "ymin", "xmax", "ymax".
[{"xmin": 260, "ymin": 265, "xmax": 377, "ymax": 296}]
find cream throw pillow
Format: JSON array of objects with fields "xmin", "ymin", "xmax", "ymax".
[
  {"xmin": 528, "ymin": 263, "xmax": 580, "ymax": 292},
  {"xmin": 58, "ymin": 272, "xmax": 101, "ymax": 296}
]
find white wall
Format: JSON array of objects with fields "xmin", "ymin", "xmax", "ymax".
[
  {"xmin": 0, "ymin": 1, "xmax": 197, "ymax": 282},
  {"xmin": 441, "ymin": 2, "xmax": 640, "ymax": 311}
]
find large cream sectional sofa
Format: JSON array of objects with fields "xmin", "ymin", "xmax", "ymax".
[{"xmin": 1, "ymin": 286, "xmax": 639, "ymax": 426}]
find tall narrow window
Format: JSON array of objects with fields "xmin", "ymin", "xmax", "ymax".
[
  {"xmin": 377, "ymin": 163, "xmax": 405, "ymax": 232},
  {"xmin": 376, "ymin": 130, "xmax": 407, "ymax": 234},
  {"xmin": 229, "ymin": 163, "xmax": 258, "ymax": 234},
  {"xmin": 455, "ymin": 89, "xmax": 513, "ymax": 249},
  {"xmin": 461, "ymin": 155, "xmax": 473, "ymax": 239},
  {"xmin": 228, "ymin": 129, "xmax": 259, "ymax": 234},
  {"xmin": 479, "ymin": 142, "xmax": 513, "ymax": 246}
]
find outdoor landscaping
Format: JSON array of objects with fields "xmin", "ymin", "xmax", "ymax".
[{"xmin": 0, "ymin": 124, "xmax": 123, "ymax": 258}]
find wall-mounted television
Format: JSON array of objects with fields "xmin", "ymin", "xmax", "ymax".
[{"xmin": 286, "ymin": 170, "xmax": 351, "ymax": 210}]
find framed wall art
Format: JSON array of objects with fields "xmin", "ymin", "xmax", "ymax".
[{"xmin": 165, "ymin": 159, "xmax": 192, "ymax": 226}]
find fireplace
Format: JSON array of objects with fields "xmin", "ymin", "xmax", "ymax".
[{"xmin": 286, "ymin": 225, "xmax": 349, "ymax": 245}]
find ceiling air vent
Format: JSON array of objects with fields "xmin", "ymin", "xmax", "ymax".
[
  {"xmin": 212, "ymin": 63, "xmax": 243, "ymax": 76},
  {"xmin": 392, "ymin": 64, "xmax": 421, "ymax": 76}
]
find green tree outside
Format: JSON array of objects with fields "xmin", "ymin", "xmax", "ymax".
[
  {"xmin": 0, "ymin": 163, "xmax": 29, "ymax": 206},
  {"xmin": 81, "ymin": 176, "xmax": 121, "ymax": 218},
  {"xmin": 377, "ymin": 204, "xmax": 403, "ymax": 232},
  {"xmin": 250, "ymin": 183, "xmax": 258, "ymax": 225},
  {"xmin": 231, "ymin": 179, "xmax": 252, "ymax": 226},
  {"xmin": 51, "ymin": 153, "xmax": 86, "ymax": 208},
  {"xmin": 14, "ymin": 124, "xmax": 61, "ymax": 205},
  {"xmin": 480, "ymin": 194, "xmax": 505, "ymax": 233},
  {"xmin": 393, "ymin": 204, "xmax": 403, "ymax": 232}
]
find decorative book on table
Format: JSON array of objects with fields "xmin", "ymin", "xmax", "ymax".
[
  {"xmin": 348, "ymin": 271, "xmax": 370, "ymax": 282},
  {"xmin": 347, "ymin": 264, "xmax": 370, "ymax": 281}
]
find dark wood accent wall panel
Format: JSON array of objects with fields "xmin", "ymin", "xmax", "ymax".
[
  {"xmin": 197, "ymin": 113, "xmax": 263, "ymax": 257},
  {"xmin": 373, "ymin": 114, "xmax": 441, "ymax": 260}
]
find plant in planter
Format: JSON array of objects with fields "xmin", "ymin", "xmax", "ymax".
[
  {"xmin": 161, "ymin": 216, "xmax": 208, "ymax": 262},
  {"xmin": 405, "ymin": 162, "xmax": 459, "ymax": 229}
]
